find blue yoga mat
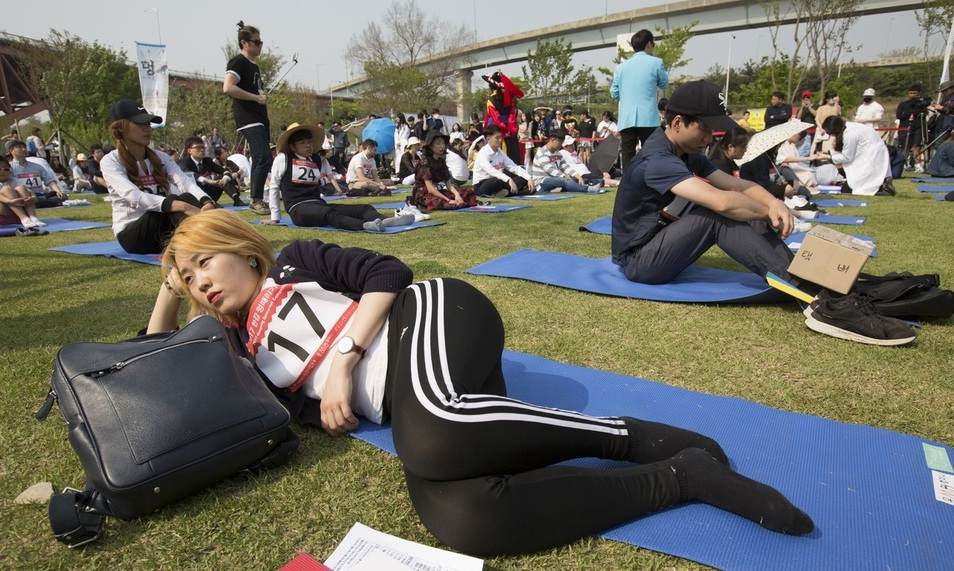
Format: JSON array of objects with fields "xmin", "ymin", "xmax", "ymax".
[
  {"xmin": 368, "ymin": 202, "xmax": 406, "ymax": 210},
  {"xmin": 934, "ymin": 194, "xmax": 952, "ymax": 202},
  {"xmin": 0, "ymin": 218, "xmax": 109, "ymax": 237},
  {"xmin": 508, "ymin": 193, "xmax": 576, "ymax": 201},
  {"xmin": 917, "ymin": 185, "xmax": 954, "ymax": 193},
  {"xmin": 351, "ymin": 350, "xmax": 954, "ymax": 570},
  {"xmin": 49, "ymin": 241, "xmax": 161, "ymax": 265},
  {"xmin": 222, "ymin": 205, "xmax": 249, "ymax": 212},
  {"xmin": 815, "ymin": 199, "xmax": 868, "ymax": 208},
  {"xmin": 466, "ymin": 249, "xmax": 779, "ymax": 303},
  {"xmin": 911, "ymin": 177, "xmax": 954, "ymax": 183},
  {"xmin": 253, "ymin": 215, "xmax": 445, "ymax": 234},
  {"xmin": 816, "ymin": 214, "xmax": 865, "ymax": 225},
  {"xmin": 457, "ymin": 204, "xmax": 530, "ymax": 213}
]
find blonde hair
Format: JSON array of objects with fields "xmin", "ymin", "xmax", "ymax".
[
  {"xmin": 161, "ymin": 210, "xmax": 274, "ymax": 322},
  {"xmin": 110, "ymin": 119, "xmax": 170, "ymax": 192}
]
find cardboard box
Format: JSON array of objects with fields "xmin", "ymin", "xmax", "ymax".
[{"xmin": 788, "ymin": 226, "xmax": 874, "ymax": 294}]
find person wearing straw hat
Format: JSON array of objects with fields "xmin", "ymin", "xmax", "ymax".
[{"xmin": 266, "ymin": 123, "xmax": 413, "ymax": 232}]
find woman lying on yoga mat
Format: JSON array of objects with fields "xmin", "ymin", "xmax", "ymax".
[
  {"xmin": 265, "ymin": 124, "xmax": 413, "ymax": 232},
  {"xmin": 147, "ymin": 209, "xmax": 813, "ymax": 556}
]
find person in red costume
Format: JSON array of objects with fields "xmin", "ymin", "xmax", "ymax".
[{"xmin": 482, "ymin": 71, "xmax": 523, "ymax": 163}]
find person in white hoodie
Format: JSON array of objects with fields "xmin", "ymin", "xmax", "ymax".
[
  {"xmin": 471, "ymin": 125, "xmax": 535, "ymax": 197},
  {"xmin": 821, "ymin": 116, "xmax": 894, "ymax": 196}
]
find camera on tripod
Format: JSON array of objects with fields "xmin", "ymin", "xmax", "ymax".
[{"xmin": 908, "ymin": 97, "xmax": 933, "ymax": 115}]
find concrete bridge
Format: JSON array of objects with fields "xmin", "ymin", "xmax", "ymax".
[{"xmin": 330, "ymin": 0, "xmax": 924, "ymax": 118}]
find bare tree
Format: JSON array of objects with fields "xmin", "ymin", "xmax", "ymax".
[
  {"xmin": 762, "ymin": 1, "xmax": 811, "ymax": 100},
  {"xmin": 803, "ymin": 0, "xmax": 862, "ymax": 97},
  {"xmin": 345, "ymin": 0, "xmax": 474, "ymax": 112}
]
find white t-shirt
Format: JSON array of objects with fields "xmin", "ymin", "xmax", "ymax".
[
  {"xmin": 597, "ymin": 120, "xmax": 618, "ymax": 138},
  {"xmin": 445, "ymin": 150, "xmax": 469, "ymax": 181},
  {"xmin": 854, "ymin": 102, "xmax": 885, "ymax": 125},
  {"xmin": 472, "ymin": 144, "xmax": 529, "ymax": 184},
  {"xmin": 346, "ymin": 152, "xmax": 377, "ymax": 183}
]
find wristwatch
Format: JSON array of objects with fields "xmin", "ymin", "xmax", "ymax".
[{"xmin": 336, "ymin": 336, "xmax": 366, "ymax": 358}]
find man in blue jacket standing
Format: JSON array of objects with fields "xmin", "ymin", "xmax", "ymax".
[{"xmin": 611, "ymin": 29, "xmax": 668, "ymax": 167}]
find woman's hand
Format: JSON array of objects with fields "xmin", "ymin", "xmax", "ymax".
[
  {"xmin": 200, "ymin": 200, "xmax": 218, "ymax": 211},
  {"xmin": 320, "ymin": 366, "xmax": 359, "ymax": 436}
]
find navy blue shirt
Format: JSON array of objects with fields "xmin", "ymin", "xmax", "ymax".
[{"xmin": 611, "ymin": 128, "xmax": 716, "ymax": 262}]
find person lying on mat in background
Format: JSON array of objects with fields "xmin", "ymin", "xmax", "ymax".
[
  {"xmin": 472, "ymin": 126, "xmax": 535, "ymax": 197},
  {"xmin": 411, "ymin": 130, "xmax": 477, "ymax": 211},
  {"xmin": 820, "ymin": 116, "xmax": 895, "ymax": 197},
  {"xmin": 0, "ymin": 156, "xmax": 48, "ymax": 236},
  {"xmin": 178, "ymin": 136, "xmax": 247, "ymax": 207},
  {"xmin": 102, "ymin": 100, "xmax": 216, "ymax": 254},
  {"xmin": 265, "ymin": 124, "xmax": 412, "ymax": 232},
  {"xmin": 345, "ymin": 139, "xmax": 391, "ymax": 196},
  {"xmin": 148, "ymin": 209, "xmax": 814, "ymax": 557},
  {"xmin": 530, "ymin": 131, "xmax": 604, "ymax": 193},
  {"xmin": 612, "ymin": 81, "xmax": 917, "ymax": 346},
  {"xmin": 8, "ymin": 140, "xmax": 65, "ymax": 208}
]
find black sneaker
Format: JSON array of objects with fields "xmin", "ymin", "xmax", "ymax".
[
  {"xmin": 232, "ymin": 197, "xmax": 248, "ymax": 207},
  {"xmin": 804, "ymin": 292, "xmax": 916, "ymax": 346}
]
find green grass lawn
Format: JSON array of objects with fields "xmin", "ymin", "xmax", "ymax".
[{"xmin": 1, "ymin": 180, "xmax": 952, "ymax": 570}]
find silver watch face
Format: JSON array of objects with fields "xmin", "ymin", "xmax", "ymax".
[{"xmin": 337, "ymin": 336, "xmax": 354, "ymax": 354}]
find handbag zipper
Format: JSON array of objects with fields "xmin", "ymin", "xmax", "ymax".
[
  {"xmin": 86, "ymin": 335, "xmax": 224, "ymax": 378},
  {"xmin": 36, "ymin": 334, "xmax": 223, "ymax": 421}
]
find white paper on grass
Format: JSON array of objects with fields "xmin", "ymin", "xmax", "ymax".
[
  {"xmin": 324, "ymin": 522, "xmax": 483, "ymax": 571},
  {"xmin": 933, "ymin": 470, "xmax": 954, "ymax": 507}
]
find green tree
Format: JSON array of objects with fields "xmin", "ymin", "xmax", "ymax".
[
  {"xmin": 653, "ymin": 22, "xmax": 696, "ymax": 79},
  {"xmin": 23, "ymin": 30, "xmax": 140, "ymax": 151},
  {"xmin": 521, "ymin": 38, "xmax": 596, "ymax": 105}
]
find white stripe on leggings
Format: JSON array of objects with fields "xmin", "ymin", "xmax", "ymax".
[{"xmin": 407, "ymin": 280, "xmax": 628, "ymax": 435}]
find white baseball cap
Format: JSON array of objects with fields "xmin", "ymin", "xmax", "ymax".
[
  {"xmin": 406, "ymin": 136, "xmax": 422, "ymax": 147},
  {"xmin": 562, "ymin": 135, "xmax": 576, "ymax": 146},
  {"xmin": 863, "ymin": 88, "xmax": 876, "ymax": 97}
]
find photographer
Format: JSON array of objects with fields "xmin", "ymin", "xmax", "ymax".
[{"xmin": 897, "ymin": 84, "xmax": 930, "ymax": 171}]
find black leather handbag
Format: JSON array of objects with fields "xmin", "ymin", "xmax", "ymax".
[{"xmin": 36, "ymin": 315, "xmax": 298, "ymax": 547}]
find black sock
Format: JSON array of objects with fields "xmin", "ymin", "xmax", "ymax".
[
  {"xmin": 623, "ymin": 417, "xmax": 728, "ymax": 465},
  {"xmin": 671, "ymin": 448, "xmax": 814, "ymax": 535}
]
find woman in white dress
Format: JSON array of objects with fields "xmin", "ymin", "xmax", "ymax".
[{"xmin": 821, "ymin": 116, "xmax": 892, "ymax": 196}]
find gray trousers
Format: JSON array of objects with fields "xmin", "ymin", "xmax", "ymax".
[{"xmin": 618, "ymin": 207, "xmax": 794, "ymax": 284}]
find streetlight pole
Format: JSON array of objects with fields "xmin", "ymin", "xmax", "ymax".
[{"xmin": 724, "ymin": 34, "xmax": 735, "ymax": 108}]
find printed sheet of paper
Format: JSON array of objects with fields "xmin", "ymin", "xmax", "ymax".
[
  {"xmin": 933, "ymin": 470, "xmax": 954, "ymax": 507},
  {"xmin": 324, "ymin": 522, "xmax": 483, "ymax": 571}
]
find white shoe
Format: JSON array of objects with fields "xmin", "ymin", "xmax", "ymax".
[
  {"xmin": 793, "ymin": 209, "xmax": 818, "ymax": 220},
  {"xmin": 587, "ymin": 184, "xmax": 606, "ymax": 193},
  {"xmin": 793, "ymin": 220, "xmax": 813, "ymax": 233},
  {"xmin": 914, "ymin": 163, "xmax": 925, "ymax": 174},
  {"xmin": 395, "ymin": 204, "xmax": 430, "ymax": 222},
  {"xmin": 31, "ymin": 216, "xmax": 47, "ymax": 226},
  {"xmin": 784, "ymin": 195, "xmax": 808, "ymax": 209}
]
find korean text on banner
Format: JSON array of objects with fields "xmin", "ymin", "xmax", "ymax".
[{"xmin": 135, "ymin": 42, "xmax": 168, "ymax": 127}]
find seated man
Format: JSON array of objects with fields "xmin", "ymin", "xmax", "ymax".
[
  {"xmin": 85, "ymin": 144, "xmax": 109, "ymax": 194},
  {"xmin": 8, "ymin": 140, "xmax": 65, "ymax": 207},
  {"xmin": 178, "ymin": 136, "xmax": 246, "ymax": 206},
  {"xmin": 346, "ymin": 139, "xmax": 391, "ymax": 195},
  {"xmin": 612, "ymin": 81, "xmax": 795, "ymax": 286},
  {"xmin": 926, "ymin": 130, "xmax": 954, "ymax": 178},
  {"xmin": 0, "ymin": 156, "xmax": 48, "ymax": 235},
  {"xmin": 530, "ymin": 131, "xmax": 603, "ymax": 193},
  {"xmin": 472, "ymin": 126, "xmax": 535, "ymax": 197}
]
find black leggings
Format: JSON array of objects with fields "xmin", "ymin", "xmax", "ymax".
[
  {"xmin": 288, "ymin": 201, "xmax": 381, "ymax": 230},
  {"xmin": 115, "ymin": 194, "xmax": 201, "ymax": 254},
  {"xmin": 387, "ymin": 279, "xmax": 688, "ymax": 556}
]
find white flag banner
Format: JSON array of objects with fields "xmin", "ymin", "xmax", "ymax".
[{"xmin": 135, "ymin": 42, "xmax": 169, "ymax": 126}]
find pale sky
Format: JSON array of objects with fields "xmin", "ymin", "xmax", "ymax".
[{"xmin": 4, "ymin": 0, "xmax": 934, "ymax": 92}]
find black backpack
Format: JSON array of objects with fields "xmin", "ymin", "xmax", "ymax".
[
  {"xmin": 853, "ymin": 272, "xmax": 954, "ymax": 320},
  {"xmin": 37, "ymin": 315, "xmax": 298, "ymax": 547}
]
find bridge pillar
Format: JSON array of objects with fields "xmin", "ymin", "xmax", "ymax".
[{"xmin": 455, "ymin": 69, "xmax": 472, "ymax": 123}]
